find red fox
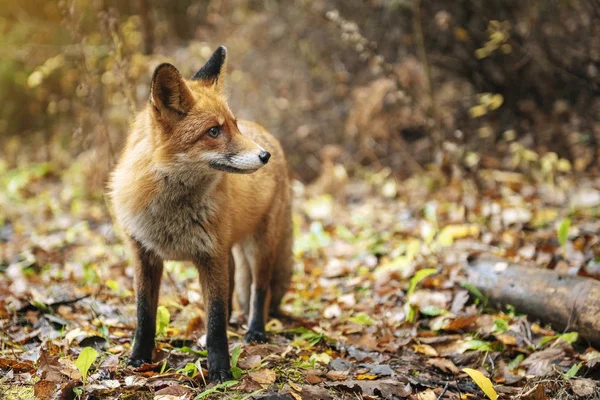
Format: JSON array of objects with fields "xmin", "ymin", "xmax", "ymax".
[{"xmin": 109, "ymin": 46, "xmax": 293, "ymax": 382}]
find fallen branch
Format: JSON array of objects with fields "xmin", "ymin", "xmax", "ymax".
[{"xmin": 466, "ymin": 255, "xmax": 600, "ymax": 348}]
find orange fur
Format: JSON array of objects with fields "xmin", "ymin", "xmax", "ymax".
[{"xmin": 108, "ymin": 47, "xmax": 292, "ymax": 381}]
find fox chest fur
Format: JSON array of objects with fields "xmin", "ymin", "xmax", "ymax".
[{"xmin": 123, "ymin": 175, "xmax": 223, "ymax": 261}]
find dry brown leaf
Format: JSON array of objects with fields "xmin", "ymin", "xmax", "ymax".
[
  {"xmin": 325, "ymin": 370, "xmax": 348, "ymax": 381},
  {"xmin": 571, "ymin": 378, "xmax": 597, "ymax": 397},
  {"xmin": 444, "ymin": 315, "xmax": 477, "ymax": 331},
  {"xmin": 305, "ymin": 374, "xmax": 325, "ymax": 384},
  {"xmin": 426, "ymin": 357, "xmax": 459, "ymax": 374},
  {"xmin": 248, "ymin": 368, "xmax": 277, "ymax": 385},
  {"xmin": 0, "ymin": 358, "xmax": 35, "ymax": 374},
  {"xmin": 238, "ymin": 354, "xmax": 262, "ymax": 370},
  {"xmin": 58, "ymin": 357, "xmax": 81, "ymax": 380},
  {"xmin": 33, "ymin": 380, "xmax": 56, "ymax": 400},
  {"xmin": 521, "ymin": 347, "xmax": 565, "ymax": 377},
  {"xmin": 519, "ymin": 384, "xmax": 549, "ymax": 400},
  {"xmin": 154, "ymin": 385, "xmax": 193, "ymax": 398},
  {"xmin": 492, "ymin": 359, "xmax": 522, "ymax": 384}
]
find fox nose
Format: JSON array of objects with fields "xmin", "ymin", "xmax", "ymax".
[{"xmin": 259, "ymin": 151, "xmax": 271, "ymax": 164}]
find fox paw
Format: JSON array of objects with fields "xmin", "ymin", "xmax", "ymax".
[
  {"xmin": 127, "ymin": 355, "xmax": 151, "ymax": 367},
  {"xmin": 208, "ymin": 368, "xmax": 234, "ymax": 382},
  {"xmin": 244, "ymin": 330, "xmax": 267, "ymax": 344}
]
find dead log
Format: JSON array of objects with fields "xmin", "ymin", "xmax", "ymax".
[{"xmin": 467, "ymin": 255, "xmax": 600, "ymax": 348}]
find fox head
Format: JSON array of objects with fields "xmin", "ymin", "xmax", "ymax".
[{"xmin": 149, "ymin": 46, "xmax": 270, "ymax": 174}]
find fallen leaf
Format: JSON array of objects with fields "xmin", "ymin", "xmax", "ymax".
[
  {"xmin": 33, "ymin": 380, "xmax": 56, "ymax": 400},
  {"xmin": 417, "ymin": 389, "xmax": 437, "ymax": 400},
  {"xmin": 426, "ymin": 358, "xmax": 459, "ymax": 374},
  {"xmin": 325, "ymin": 370, "xmax": 348, "ymax": 381},
  {"xmin": 519, "ymin": 384, "xmax": 549, "ymax": 400},
  {"xmin": 494, "ymin": 332, "xmax": 517, "ymax": 346},
  {"xmin": 413, "ymin": 344, "xmax": 438, "ymax": 357},
  {"xmin": 462, "ymin": 368, "xmax": 498, "ymax": 400},
  {"xmin": 571, "ymin": 378, "xmax": 596, "ymax": 397},
  {"xmin": 521, "ymin": 347, "xmax": 565, "ymax": 377},
  {"xmin": 238, "ymin": 354, "xmax": 262, "ymax": 370},
  {"xmin": 356, "ymin": 373, "xmax": 377, "ymax": 380},
  {"xmin": 249, "ymin": 368, "xmax": 277, "ymax": 385},
  {"xmin": 0, "ymin": 358, "xmax": 35, "ymax": 373}
]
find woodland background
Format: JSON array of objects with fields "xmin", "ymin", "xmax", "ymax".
[
  {"xmin": 2, "ymin": 0, "xmax": 599, "ymax": 182},
  {"xmin": 1, "ymin": 1, "xmax": 600, "ymax": 399}
]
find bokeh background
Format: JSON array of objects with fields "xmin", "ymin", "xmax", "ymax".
[{"xmin": 2, "ymin": 0, "xmax": 600, "ymax": 189}]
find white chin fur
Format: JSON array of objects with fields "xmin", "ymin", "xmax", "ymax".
[
  {"xmin": 227, "ymin": 153, "xmax": 265, "ymax": 170},
  {"xmin": 199, "ymin": 151, "xmax": 265, "ymax": 173}
]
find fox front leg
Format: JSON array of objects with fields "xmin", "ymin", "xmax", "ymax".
[
  {"xmin": 128, "ymin": 238, "xmax": 164, "ymax": 366},
  {"xmin": 195, "ymin": 252, "xmax": 233, "ymax": 382}
]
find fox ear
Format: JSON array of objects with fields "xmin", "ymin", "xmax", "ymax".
[
  {"xmin": 192, "ymin": 46, "xmax": 227, "ymax": 89},
  {"xmin": 150, "ymin": 63, "xmax": 195, "ymax": 118}
]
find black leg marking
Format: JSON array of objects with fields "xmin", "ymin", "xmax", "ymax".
[
  {"xmin": 128, "ymin": 240, "xmax": 163, "ymax": 367},
  {"xmin": 244, "ymin": 287, "xmax": 268, "ymax": 343},
  {"xmin": 207, "ymin": 299, "xmax": 233, "ymax": 382}
]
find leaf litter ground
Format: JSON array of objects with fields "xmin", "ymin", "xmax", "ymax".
[{"xmin": 1, "ymin": 162, "xmax": 600, "ymax": 399}]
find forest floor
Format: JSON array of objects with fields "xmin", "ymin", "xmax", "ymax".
[{"xmin": 1, "ymin": 159, "xmax": 600, "ymax": 400}]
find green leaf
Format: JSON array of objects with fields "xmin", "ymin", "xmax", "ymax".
[
  {"xmin": 106, "ymin": 280, "xmax": 119, "ymax": 292},
  {"xmin": 420, "ymin": 306, "xmax": 447, "ymax": 317},
  {"xmin": 460, "ymin": 282, "xmax": 488, "ymax": 307},
  {"xmin": 540, "ymin": 331, "xmax": 578, "ymax": 347},
  {"xmin": 178, "ymin": 346, "xmax": 207, "ymax": 357},
  {"xmin": 177, "ymin": 362, "xmax": 198, "ymax": 377},
  {"xmin": 75, "ymin": 347, "xmax": 98, "ymax": 383},
  {"xmin": 558, "ymin": 331, "xmax": 578, "ymax": 345},
  {"xmin": 194, "ymin": 380, "xmax": 238, "ymax": 399},
  {"xmin": 557, "ymin": 218, "xmax": 570, "ymax": 247},
  {"xmin": 407, "ymin": 268, "xmax": 438, "ymax": 297},
  {"xmin": 231, "ymin": 345, "xmax": 242, "ymax": 369},
  {"xmin": 507, "ymin": 354, "xmax": 524, "ymax": 371},
  {"xmin": 156, "ymin": 305, "xmax": 170, "ymax": 337},
  {"xmin": 539, "ymin": 335, "xmax": 558, "ymax": 346},
  {"xmin": 492, "ymin": 319, "xmax": 509, "ymax": 333},
  {"xmin": 462, "ymin": 368, "xmax": 498, "ymax": 400},
  {"xmin": 348, "ymin": 312, "xmax": 374, "ymax": 325},
  {"xmin": 459, "ymin": 339, "xmax": 497, "ymax": 353},
  {"xmin": 160, "ymin": 359, "xmax": 168, "ymax": 374},
  {"xmin": 564, "ymin": 362, "xmax": 582, "ymax": 379}
]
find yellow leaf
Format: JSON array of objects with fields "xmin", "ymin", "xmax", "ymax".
[
  {"xmin": 310, "ymin": 352, "xmax": 332, "ymax": 365},
  {"xmin": 356, "ymin": 374, "xmax": 378, "ymax": 380},
  {"xmin": 557, "ymin": 158, "xmax": 571, "ymax": 172},
  {"xmin": 462, "ymin": 368, "xmax": 498, "ymax": 400},
  {"xmin": 475, "ymin": 48, "xmax": 489, "ymax": 59},
  {"xmin": 488, "ymin": 94, "xmax": 504, "ymax": 110},
  {"xmin": 289, "ymin": 381, "xmax": 302, "ymax": 392},
  {"xmin": 413, "ymin": 344, "xmax": 438, "ymax": 357},
  {"xmin": 469, "ymin": 105, "xmax": 487, "ymax": 118},
  {"xmin": 417, "ymin": 389, "xmax": 437, "ymax": 400}
]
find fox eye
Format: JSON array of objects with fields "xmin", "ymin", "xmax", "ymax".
[{"xmin": 206, "ymin": 126, "xmax": 220, "ymax": 139}]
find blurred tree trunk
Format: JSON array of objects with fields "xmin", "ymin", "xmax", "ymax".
[{"xmin": 138, "ymin": 0, "xmax": 154, "ymax": 55}]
